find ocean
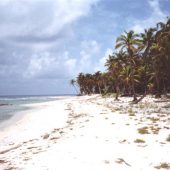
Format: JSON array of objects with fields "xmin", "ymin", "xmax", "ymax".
[{"xmin": 0, "ymin": 95, "xmax": 73, "ymax": 124}]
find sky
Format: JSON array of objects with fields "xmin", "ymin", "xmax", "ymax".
[{"xmin": 0, "ymin": 0, "xmax": 169, "ymax": 95}]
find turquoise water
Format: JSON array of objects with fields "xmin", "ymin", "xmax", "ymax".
[{"xmin": 0, "ymin": 95, "xmax": 65, "ymax": 123}]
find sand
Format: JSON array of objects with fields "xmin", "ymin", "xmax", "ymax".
[{"xmin": 0, "ymin": 95, "xmax": 170, "ymax": 170}]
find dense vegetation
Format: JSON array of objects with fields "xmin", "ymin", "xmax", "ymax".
[{"xmin": 71, "ymin": 18, "xmax": 170, "ymax": 102}]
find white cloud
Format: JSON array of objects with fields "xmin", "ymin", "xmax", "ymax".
[
  {"xmin": 0, "ymin": 0, "xmax": 99, "ymax": 82},
  {"xmin": 24, "ymin": 51, "xmax": 77, "ymax": 79},
  {"xmin": 24, "ymin": 52, "xmax": 53, "ymax": 78},
  {"xmin": 148, "ymin": 0, "xmax": 164, "ymax": 16},
  {"xmin": 94, "ymin": 48, "xmax": 113, "ymax": 72},
  {"xmin": 76, "ymin": 40, "xmax": 101, "ymax": 73},
  {"xmin": 81, "ymin": 40, "xmax": 100, "ymax": 54},
  {"xmin": 75, "ymin": 41, "xmax": 113, "ymax": 74},
  {"xmin": 0, "ymin": 0, "xmax": 99, "ymax": 45},
  {"xmin": 130, "ymin": 0, "xmax": 167, "ymax": 33},
  {"xmin": 67, "ymin": 41, "xmax": 112, "ymax": 75}
]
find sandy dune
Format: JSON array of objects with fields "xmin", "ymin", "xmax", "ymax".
[{"xmin": 0, "ymin": 95, "xmax": 170, "ymax": 170}]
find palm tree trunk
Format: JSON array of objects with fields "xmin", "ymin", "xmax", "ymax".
[
  {"xmin": 73, "ymin": 85, "xmax": 78, "ymax": 94},
  {"xmin": 130, "ymin": 54, "xmax": 137, "ymax": 101},
  {"xmin": 115, "ymin": 84, "xmax": 120, "ymax": 100},
  {"xmin": 131, "ymin": 77, "xmax": 137, "ymax": 101},
  {"xmin": 97, "ymin": 83, "xmax": 102, "ymax": 94},
  {"xmin": 155, "ymin": 74, "xmax": 161, "ymax": 98}
]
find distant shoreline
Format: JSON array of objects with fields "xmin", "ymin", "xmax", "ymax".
[
  {"xmin": 0, "ymin": 95, "xmax": 75, "ymax": 130},
  {"xmin": 0, "ymin": 94, "xmax": 77, "ymax": 98}
]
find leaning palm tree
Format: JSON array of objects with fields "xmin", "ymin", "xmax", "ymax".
[
  {"xmin": 70, "ymin": 79, "xmax": 78, "ymax": 94},
  {"xmin": 115, "ymin": 30, "xmax": 141, "ymax": 101},
  {"xmin": 140, "ymin": 28, "xmax": 156, "ymax": 58}
]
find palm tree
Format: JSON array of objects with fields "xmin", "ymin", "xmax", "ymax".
[
  {"xmin": 115, "ymin": 30, "xmax": 141, "ymax": 101},
  {"xmin": 156, "ymin": 17, "xmax": 170, "ymax": 93},
  {"xmin": 74, "ymin": 17, "xmax": 170, "ymax": 101},
  {"xmin": 70, "ymin": 79, "xmax": 78, "ymax": 94},
  {"xmin": 105, "ymin": 52, "xmax": 124, "ymax": 100},
  {"xmin": 101, "ymin": 72, "xmax": 110, "ymax": 94},
  {"xmin": 94, "ymin": 71, "xmax": 102, "ymax": 94},
  {"xmin": 140, "ymin": 28, "xmax": 156, "ymax": 58},
  {"xmin": 84, "ymin": 73, "xmax": 94, "ymax": 94},
  {"xmin": 77, "ymin": 73, "xmax": 86, "ymax": 95},
  {"xmin": 119, "ymin": 65, "xmax": 132, "ymax": 95},
  {"xmin": 148, "ymin": 18, "xmax": 170, "ymax": 97}
]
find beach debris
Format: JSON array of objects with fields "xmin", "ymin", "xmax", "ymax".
[
  {"xmin": 59, "ymin": 129, "xmax": 64, "ymax": 134},
  {"xmin": 50, "ymin": 137, "xmax": 59, "ymax": 141},
  {"xmin": 100, "ymin": 112, "xmax": 108, "ymax": 114},
  {"xmin": 73, "ymin": 113, "xmax": 86, "ymax": 119},
  {"xmin": 137, "ymin": 144, "xmax": 148, "ymax": 148},
  {"xmin": 115, "ymin": 158, "xmax": 131, "ymax": 166},
  {"xmin": 160, "ymin": 142, "xmax": 166, "ymax": 145},
  {"xmin": 138, "ymin": 126, "xmax": 150, "ymax": 134},
  {"xmin": 134, "ymin": 139, "xmax": 145, "ymax": 143},
  {"xmin": 0, "ymin": 159, "xmax": 6, "ymax": 164},
  {"xmin": 28, "ymin": 139, "xmax": 38, "ymax": 142},
  {"xmin": 4, "ymin": 166, "xmax": 19, "ymax": 170},
  {"xmin": 154, "ymin": 162, "xmax": 170, "ymax": 169},
  {"xmin": 23, "ymin": 157, "xmax": 31, "ymax": 161},
  {"xmin": 27, "ymin": 146, "xmax": 38, "ymax": 150},
  {"xmin": 0, "ymin": 144, "xmax": 22, "ymax": 154},
  {"xmin": 166, "ymin": 134, "xmax": 170, "ymax": 142},
  {"xmin": 42, "ymin": 133, "xmax": 50, "ymax": 139},
  {"xmin": 50, "ymin": 132, "xmax": 61, "ymax": 140},
  {"xmin": 119, "ymin": 139, "xmax": 127, "ymax": 143},
  {"xmin": 104, "ymin": 160, "xmax": 110, "ymax": 164},
  {"xmin": 150, "ymin": 126, "xmax": 161, "ymax": 134}
]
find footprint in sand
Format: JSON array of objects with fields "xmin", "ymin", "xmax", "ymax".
[
  {"xmin": 104, "ymin": 160, "xmax": 110, "ymax": 164},
  {"xmin": 42, "ymin": 133, "xmax": 50, "ymax": 139},
  {"xmin": 0, "ymin": 159, "xmax": 6, "ymax": 164}
]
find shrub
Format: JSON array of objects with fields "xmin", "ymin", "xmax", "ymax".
[
  {"xmin": 134, "ymin": 139, "xmax": 145, "ymax": 143},
  {"xmin": 138, "ymin": 127, "xmax": 149, "ymax": 134},
  {"xmin": 154, "ymin": 162, "xmax": 170, "ymax": 169}
]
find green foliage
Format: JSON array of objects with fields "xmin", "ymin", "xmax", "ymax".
[
  {"xmin": 150, "ymin": 126, "xmax": 161, "ymax": 134},
  {"xmin": 138, "ymin": 127, "xmax": 150, "ymax": 134},
  {"xmin": 73, "ymin": 17, "xmax": 170, "ymax": 99},
  {"xmin": 134, "ymin": 139, "xmax": 146, "ymax": 143},
  {"xmin": 128, "ymin": 108, "xmax": 135, "ymax": 116},
  {"xmin": 154, "ymin": 162, "xmax": 170, "ymax": 169}
]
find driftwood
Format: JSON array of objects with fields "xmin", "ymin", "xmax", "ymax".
[
  {"xmin": 0, "ymin": 144, "xmax": 22, "ymax": 155},
  {"xmin": 132, "ymin": 93, "xmax": 147, "ymax": 104}
]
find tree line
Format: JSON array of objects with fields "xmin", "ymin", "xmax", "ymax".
[{"xmin": 70, "ymin": 17, "xmax": 170, "ymax": 102}]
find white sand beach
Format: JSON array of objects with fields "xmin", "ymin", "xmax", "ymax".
[{"xmin": 0, "ymin": 95, "xmax": 170, "ymax": 170}]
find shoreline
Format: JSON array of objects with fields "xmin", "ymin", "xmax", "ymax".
[
  {"xmin": 0, "ymin": 96, "xmax": 74, "ymax": 145},
  {"xmin": 0, "ymin": 95, "xmax": 170, "ymax": 170},
  {"xmin": 0, "ymin": 95, "xmax": 74, "ymax": 131}
]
